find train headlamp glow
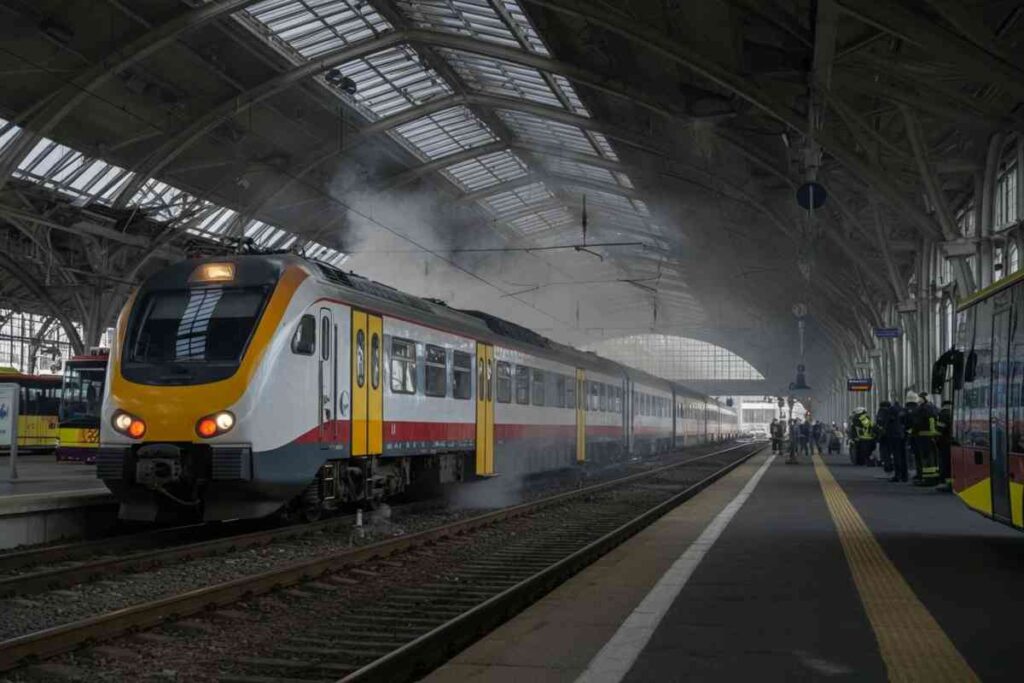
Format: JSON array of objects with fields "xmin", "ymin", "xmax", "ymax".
[
  {"xmin": 190, "ymin": 262, "xmax": 235, "ymax": 283},
  {"xmin": 196, "ymin": 411, "xmax": 235, "ymax": 438},
  {"xmin": 111, "ymin": 410, "xmax": 146, "ymax": 439}
]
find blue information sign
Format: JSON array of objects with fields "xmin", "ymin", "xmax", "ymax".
[
  {"xmin": 874, "ymin": 327, "xmax": 901, "ymax": 339},
  {"xmin": 847, "ymin": 378, "xmax": 872, "ymax": 392}
]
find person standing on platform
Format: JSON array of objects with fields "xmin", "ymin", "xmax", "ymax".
[
  {"xmin": 885, "ymin": 400, "xmax": 909, "ymax": 482},
  {"xmin": 769, "ymin": 418, "xmax": 782, "ymax": 453},
  {"xmin": 811, "ymin": 420, "xmax": 824, "ymax": 454},
  {"xmin": 852, "ymin": 407, "xmax": 875, "ymax": 466},
  {"xmin": 799, "ymin": 418, "xmax": 812, "ymax": 459},
  {"xmin": 936, "ymin": 400, "xmax": 953, "ymax": 492},
  {"xmin": 912, "ymin": 392, "xmax": 942, "ymax": 485},
  {"xmin": 904, "ymin": 393, "xmax": 921, "ymax": 481},
  {"xmin": 786, "ymin": 419, "xmax": 799, "ymax": 464},
  {"xmin": 875, "ymin": 401, "xmax": 893, "ymax": 473}
]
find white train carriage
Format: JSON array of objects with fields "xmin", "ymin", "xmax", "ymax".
[{"xmin": 98, "ymin": 255, "xmax": 735, "ymax": 522}]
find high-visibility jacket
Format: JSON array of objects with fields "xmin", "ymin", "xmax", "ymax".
[
  {"xmin": 854, "ymin": 413, "xmax": 874, "ymax": 441},
  {"xmin": 911, "ymin": 402, "xmax": 941, "ymax": 437}
]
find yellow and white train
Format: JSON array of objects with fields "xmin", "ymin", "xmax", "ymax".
[{"xmin": 98, "ymin": 255, "xmax": 736, "ymax": 522}]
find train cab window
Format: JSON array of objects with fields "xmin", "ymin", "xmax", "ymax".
[
  {"xmin": 425, "ymin": 345, "xmax": 447, "ymax": 397},
  {"xmin": 495, "ymin": 361, "xmax": 512, "ymax": 403},
  {"xmin": 370, "ymin": 333, "xmax": 380, "ymax": 390},
  {"xmin": 390, "ymin": 338, "xmax": 416, "ymax": 394},
  {"xmin": 531, "ymin": 369, "xmax": 545, "ymax": 406},
  {"xmin": 292, "ymin": 315, "xmax": 316, "ymax": 355},
  {"xmin": 452, "ymin": 351, "xmax": 472, "ymax": 399},
  {"xmin": 515, "ymin": 366, "xmax": 530, "ymax": 405},
  {"xmin": 355, "ymin": 329, "xmax": 365, "ymax": 388}
]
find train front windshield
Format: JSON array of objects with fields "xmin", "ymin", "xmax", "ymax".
[
  {"xmin": 60, "ymin": 364, "xmax": 105, "ymax": 423},
  {"xmin": 123, "ymin": 286, "xmax": 270, "ymax": 385}
]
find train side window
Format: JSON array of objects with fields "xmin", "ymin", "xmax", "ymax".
[
  {"xmin": 515, "ymin": 366, "xmax": 530, "ymax": 405},
  {"xmin": 555, "ymin": 375, "xmax": 566, "ymax": 409},
  {"xmin": 425, "ymin": 344, "xmax": 447, "ymax": 397},
  {"xmin": 566, "ymin": 376, "xmax": 576, "ymax": 410},
  {"xmin": 355, "ymin": 329, "xmax": 365, "ymax": 388},
  {"xmin": 390, "ymin": 338, "xmax": 417, "ymax": 394},
  {"xmin": 532, "ymin": 369, "xmax": 545, "ymax": 406},
  {"xmin": 292, "ymin": 315, "xmax": 316, "ymax": 355},
  {"xmin": 370, "ymin": 332, "xmax": 380, "ymax": 390},
  {"xmin": 598, "ymin": 384, "xmax": 606, "ymax": 412},
  {"xmin": 453, "ymin": 351, "xmax": 472, "ymax": 399},
  {"xmin": 496, "ymin": 361, "xmax": 511, "ymax": 403}
]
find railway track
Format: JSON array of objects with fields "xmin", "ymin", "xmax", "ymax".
[{"xmin": 0, "ymin": 442, "xmax": 764, "ymax": 679}]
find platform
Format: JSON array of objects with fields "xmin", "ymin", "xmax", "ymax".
[
  {"xmin": 0, "ymin": 454, "xmax": 115, "ymax": 550},
  {"xmin": 425, "ymin": 450, "xmax": 1022, "ymax": 682}
]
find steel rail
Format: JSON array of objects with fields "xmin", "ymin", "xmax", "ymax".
[
  {"xmin": 0, "ymin": 442, "xmax": 757, "ymax": 672},
  {"xmin": 339, "ymin": 444, "xmax": 765, "ymax": 682}
]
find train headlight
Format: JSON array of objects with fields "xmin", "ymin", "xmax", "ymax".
[
  {"xmin": 112, "ymin": 410, "xmax": 146, "ymax": 439},
  {"xmin": 196, "ymin": 411, "xmax": 235, "ymax": 438}
]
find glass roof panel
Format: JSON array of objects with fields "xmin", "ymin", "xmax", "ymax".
[
  {"xmin": 392, "ymin": 106, "xmax": 496, "ymax": 159},
  {"xmin": 508, "ymin": 205, "xmax": 574, "ymax": 235},
  {"xmin": 245, "ymin": 0, "xmax": 390, "ymax": 59},
  {"xmin": 442, "ymin": 149, "xmax": 528, "ymax": 191},
  {"xmin": 437, "ymin": 49, "xmax": 561, "ymax": 109},
  {"xmin": 395, "ymin": 0, "xmax": 531, "ymax": 51},
  {"xmin": 479, "ymin": 180, "xmax": 554, "ymax": 218},
  {"xmin": 543, "ymin": 158, "xmax": 618, "ymax": 185},
  {"xmin": 496, "ymin": 110, "xmax": 596, "ymax": 156},
  {"xmin": 332, "ymin": 46, "xmax": 452, "ymax": 120}
]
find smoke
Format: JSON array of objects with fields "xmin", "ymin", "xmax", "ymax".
[{"xmin": 443, "ymin": 473, "xmax": 529, "ymax": 510}]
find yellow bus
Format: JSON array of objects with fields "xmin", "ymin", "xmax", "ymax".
[
  {"xmin": 0, "ymin": 367, "xmax": 61, "ymax": 453},
  {"xmin": 56, "ymin": 352, "xmax": 108, "ymax": 464}
]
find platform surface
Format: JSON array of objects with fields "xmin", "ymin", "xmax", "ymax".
[
  {"xmin": 425, "ymin": 450, "xmax": 1022, "ymax": 682},
  {"xmin": 0, "ymin": 454, "xmax": 110, "ymax": 511}
]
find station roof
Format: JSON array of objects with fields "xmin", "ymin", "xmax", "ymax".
[{"xmin": 0, "ymin": 0, "xmax": 1021, "ymax": 395}]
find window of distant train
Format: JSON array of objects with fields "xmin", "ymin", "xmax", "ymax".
[
  {"xmin": 495, "ymin": 361, "xmax": 512, "ymax": 403},
  {"xmin": 590, "ymin": 382, "xmax": 600, "ymax": 411},
  {"xmin": 370, "ymin": 333, "xmax": 380, "ymax": 390},
  {"xmin": 598, "ymin": 384, "xmax": 607, "ymax": 412},
  {"xmin": 355, "ymin": 329, "xmax": 365, "ymax": 388},
  {"xmin": 292, "ymin": 315, "xmax": 316, "ymax": 355},
  {"xmin": 453, "ymin": 351, "xmax": 472, "ymax": 399},
  {"xmin": 531, "ymin": 369, "xmax": 545, "ymax": 406},
  {"xmin": 515, "ymin": 366, "xmax": 530, "ymax": 405},
  {"xmin": 390, "ymin": 338, "xmax": 416, "ymax": 394},
  {"xmin": 566, "ymin": 377, "xmax": 576, "ymax": 410},
  {"xmin": 424, "ymin": 345, "xmax": 447, "ymax": 397}
]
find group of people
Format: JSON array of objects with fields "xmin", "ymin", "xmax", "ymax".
[
  {"xmin": 846, "ymin": 391, "xmax": 952, "ymax": 489},
  {"xmin": 768, "ymin": 417, "xmax": 842, "ymax": 464}
]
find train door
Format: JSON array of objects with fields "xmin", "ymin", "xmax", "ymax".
[
  {"xmin": 351, "ymin": 311, "xmax": 384, "ymax": 457},
  {"xmin": 990, "ymin": 302, "xmax": 1012, "ymax": 522},
  {"xmin": 475, "ymin": 344, "xmax": 495, "ymax": 475},
  {"xmin": 576, "ymin": 369, "xmax": 586, "ymax": 462},
  {"xmin": 318, "ymin": 308, "xmax": 337, "ymax": 449}
]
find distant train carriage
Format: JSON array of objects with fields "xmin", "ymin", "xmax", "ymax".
[
  {"xmin": 0, "ymin": 368, "xmax": 60, "ymax": 453},
  {"xmin": 937, "ymin": 271, "xmax": 1024, "ymax": 530},
  {"xmin": 56, "ymin": 352, "xmax": 108, "ymax": 463},
  {"xmin": 98, "ymin": 255, "xmax": 736, "ymax": 523}
]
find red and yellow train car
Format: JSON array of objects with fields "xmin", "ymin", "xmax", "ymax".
[{"xmin": 0, "ymin": 368, "xmax": 61, "ymax": 453}]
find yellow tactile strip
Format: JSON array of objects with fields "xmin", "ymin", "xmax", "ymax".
[{"xmin": 811, "ymin": 453, "xmax": 980, "ymax": 683}]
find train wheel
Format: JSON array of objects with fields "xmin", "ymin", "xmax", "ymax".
[{"xmin": 301, "ymin": 482, "xmax": 324, "ymax": 522}]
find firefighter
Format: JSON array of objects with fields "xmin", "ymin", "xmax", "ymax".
[
  {"xmin": 910, "ymin": 392, "xmax": 941, "ymax": 485},
  {"xmin": 852, "ymin": 407, "xmax": 875, "ymax": 466}
]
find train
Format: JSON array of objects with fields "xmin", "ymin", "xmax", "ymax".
[
  {"xmin": 55, "ymin": 351, "xmax": 108, "ymax": 463},
  {"xmin": 97, "ymin": 255, "xmax": 737, "ymax": 523},
  {"xmin": 937, "ymin": 268, "xmax": 1024, "ymax": 530},
  {"xmin": 0, "ymin": 368, "xmax": 61, "ymax": 452}
]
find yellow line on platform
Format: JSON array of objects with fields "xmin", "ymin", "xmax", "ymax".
[{"xmin": 811, "ymin": 453, "xmax": 979, "ymax": 683}]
